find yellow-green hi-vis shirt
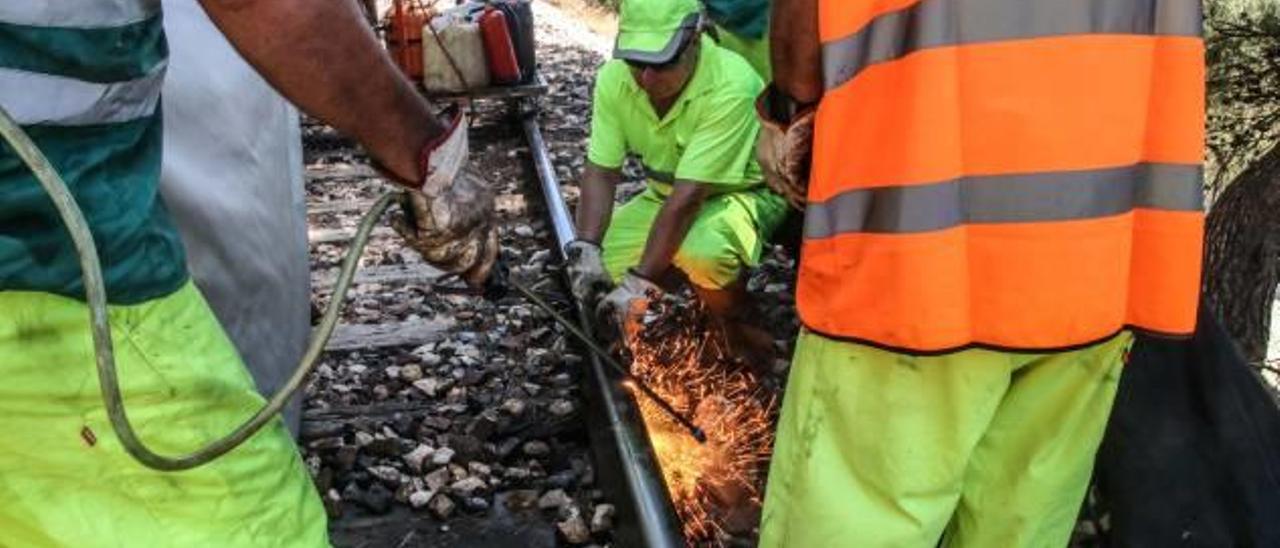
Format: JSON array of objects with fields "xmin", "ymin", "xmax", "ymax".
[{"xmin": 587, "ymin": 35, "xmax": 765, "ymax": 197}]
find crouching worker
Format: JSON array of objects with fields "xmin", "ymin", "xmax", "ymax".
[{"xmin": 565, "ymin": 0, "xmax": 788, "ymax": 361}]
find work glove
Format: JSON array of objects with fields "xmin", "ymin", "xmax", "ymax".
[
  {"xmin": 417, "ymin": 105, "xmax": 470, "ymax": 198},
  {"xmin": 390, "ymin": 107, "xmax": 499, "ymax": 287},
  {"xmin": 756, "ymin": 85, "xmax": 816, "ymax": 210},
  {"xmin": 597, "ymin": 269, "xmax": 663, "ymax": 339},
  {"xmin": 564, "ymin": 240, "xmax": 612, "ymax": 306}
]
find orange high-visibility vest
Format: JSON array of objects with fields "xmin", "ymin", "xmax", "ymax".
[{"xmin": 798, "ymin": 0, "xmax": 1206, "ymax": 353}]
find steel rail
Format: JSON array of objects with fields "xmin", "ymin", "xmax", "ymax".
[{"xmin": 520, "ymin": 104, "xmax": 684, "ymax": 548}]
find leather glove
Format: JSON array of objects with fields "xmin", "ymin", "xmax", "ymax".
[
  {"xmin": 390, "ymin": 107, "xmax": 498, "ymax": 287},
  {"xmin": 564, "ymin": 240, "xmax": 612, "ymax": 306},
  {"xmin": 596, "ymin": 270, "xmax": 663, "ymax": 339},
  {"xmin": 756, "ymin": 85, "xmax": 817, "ymax": 210}
]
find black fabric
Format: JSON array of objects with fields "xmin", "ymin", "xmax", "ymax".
[{"xmin": 1095, "ymin": 303, "xmax": 1280, "ymax": 547}]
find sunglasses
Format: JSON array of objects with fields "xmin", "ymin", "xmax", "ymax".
[{"xmin": 624, "ymin": 32, "xmax": 695, "ymax": 72}]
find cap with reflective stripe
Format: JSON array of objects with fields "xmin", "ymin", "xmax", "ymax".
[{"xmin": 614, "ymin": 0, "xmax": 703, "ymax": 64}]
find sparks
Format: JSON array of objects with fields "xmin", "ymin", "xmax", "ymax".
[{"xmin": 624, "ymin": 298, "xmax": 778, "ymax": 544}]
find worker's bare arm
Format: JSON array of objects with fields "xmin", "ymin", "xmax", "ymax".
[
  {"xmin": 575, "ymin": 162, "xmax": 622, "ymax": 243},
  {"xmin": 633, "ymin": 181, "xmax": 710, "ymax": 280},
  {"xmin": 197, "ymin": 0, "xmax": 444, "ymax": 184},
  {"xmin": 770, "ymin": 0, "xmax": 822, "ymax": 104}
]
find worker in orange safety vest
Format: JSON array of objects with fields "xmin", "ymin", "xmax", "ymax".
[{"xmin": 755, "ymin": 0, "xmax": 1206, "ymax": 545}]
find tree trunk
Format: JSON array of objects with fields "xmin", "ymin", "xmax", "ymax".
[{"xmin": 1203, "ymin": 141, "xmax": 1280, "ymax": 365}]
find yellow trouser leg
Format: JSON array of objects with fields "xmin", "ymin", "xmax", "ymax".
[
  {"xmin": 760, "ymin": 331, "xmax": 1130, "ymax": 548},
  {"xmin": 601, "ymin": 186, "xmax": 787, "ymax": 290},
  {"xmin": 0, "ymin": 283, "xmax": 328, "ymax": 547},
  {"xmin": 944, "ymin": 335, "xmax": 1129, "ymax": 547}
]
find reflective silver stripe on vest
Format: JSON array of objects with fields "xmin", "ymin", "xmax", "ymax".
[
  {"xmin": 823, "ymin": 0, "xmax": 1202, "ymax": 91},
  {"xmin": 0, "ymin": 62, "xmax": 166, "ymax": 126},
  {"xmin": 804, "ymin": 163, "xmax": 1203, "ymax": 238},
  {"xmin": 0, "ymin": 0, "xmax": 159, "ymax": 28}
]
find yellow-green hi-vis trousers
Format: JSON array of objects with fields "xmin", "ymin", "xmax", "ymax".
[
  {"xmin": 0, "ymin": 283, "xmax": 328, "ymax": 547},
  {"xmin": 601, "ymin": 185, "xmax": 788, "ymax": 290},
  {"xmin": 760, "ymin": 330, "xmax": 1133, "ymax": 548}
]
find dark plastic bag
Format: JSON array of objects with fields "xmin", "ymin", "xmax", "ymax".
[{"xmin": 1094, "ymin": 303, "xmax": 1280, "ymax": 547}]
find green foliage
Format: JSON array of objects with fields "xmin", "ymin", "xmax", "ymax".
[{"xmin": 1205, "ymin": 0, "xmax": 1280, "ymax": 195}]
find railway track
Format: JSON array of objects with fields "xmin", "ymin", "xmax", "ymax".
[
  {"xmin": 298, "ymin": 47, "xmax": 683, "ymax": 548},
  {"xmin": 296, "ymin": 5, "xmax": 806, "ymax": 544}
]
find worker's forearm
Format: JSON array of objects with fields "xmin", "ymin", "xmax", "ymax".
[
  {"xmin": 634, "ymin": 183, "xmax": 708, "ymax": 280},
  {"xmin": 575, "ymin": 162, "xmax": 620, "ymax": 243},
  {"xmin": 770, "ymin": 0, "xmax": 823, "ymax": 104},
  {"xmin": 197, "ymin": 0, "xmax": 444, "ymax": 183}
]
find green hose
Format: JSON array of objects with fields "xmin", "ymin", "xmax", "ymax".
[
  {"xmin": 0, "ymin": 101, "xmax": 708, "ymax": 471},
  {"xmin": 0, "ymin": 105, "xmax": 392, "ymax": 471}
]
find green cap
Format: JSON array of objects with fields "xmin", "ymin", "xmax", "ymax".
[{"xmin": 614, "ymin": 0, "xmax": 703, "ymax": 64}]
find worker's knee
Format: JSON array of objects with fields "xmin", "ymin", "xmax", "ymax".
[{"xmin": 673, "ymin": 240, "xmax": 742, "ymax": 289}]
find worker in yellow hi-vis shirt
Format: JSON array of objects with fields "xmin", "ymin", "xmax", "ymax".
[{"xmin": 565, "ymin": 0, "xmax": 787, "ymax": 362}]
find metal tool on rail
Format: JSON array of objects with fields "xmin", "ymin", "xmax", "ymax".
[
  {"xmin": 416, "ymin": 255, "xmax": 708, "ymax": 443},
  {"xmin": 0, "ymin": 102, "xmax": 702, "ymax": 473},
  {"xmin": 499, "ymin": 274, "xmax": 708, "ymax": 444}
]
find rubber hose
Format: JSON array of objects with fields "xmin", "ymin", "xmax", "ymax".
[
  {"xmin": 0, "ymin": 101, "xmax": 705, "ymax": 469},
  {"xmin": 0, "ymin": 104, "xmax": 394, "ymax": 471}
]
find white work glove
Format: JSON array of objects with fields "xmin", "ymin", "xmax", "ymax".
[
  {"xmin": 756, "ymin": 85, "xmax": 816, "ymax": 210},
  {"xmin": 418, "ymin": 106, "xmax": 469, "ymax": 199},
  {"xmin": 564, "ymin": 240, "xmax": 612, "ymax": 306},
  {"xmin": 596, "ymin": 270, "xmax": 663, "ymax": 338},
  {"xmin": 390, "ymin": 107, "xmax": 499, "ymax": 287}
]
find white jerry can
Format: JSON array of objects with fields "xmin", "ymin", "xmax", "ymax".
[{"xmin": 422, "ymin": 13, "xmax": 491, "ymax": 93}]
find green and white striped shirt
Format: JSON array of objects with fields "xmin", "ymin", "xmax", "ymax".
[{"xmin": 0, "ymin": 0, "xmax": 187, "ymax": 304}]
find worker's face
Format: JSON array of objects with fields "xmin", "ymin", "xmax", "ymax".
[{"xmin": 628, "ymin": 38, "xmax": 699, "ymax": 101}]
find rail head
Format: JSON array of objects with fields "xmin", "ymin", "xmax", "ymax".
[{"xmin": 520, "ymin": 113, "xmax": 685, "ymax": 548}]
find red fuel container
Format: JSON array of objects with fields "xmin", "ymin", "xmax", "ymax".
[
  {"xmin": 386, "ymin": 0, "xmax": 430, "ymax": 80},
  {"xmin": 479, "ymin": 5, "xmax": 522, "ymax": 84}
]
